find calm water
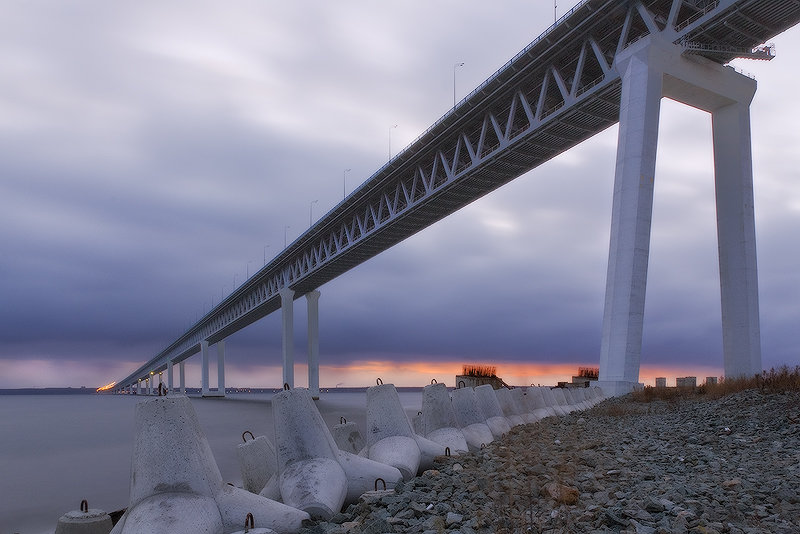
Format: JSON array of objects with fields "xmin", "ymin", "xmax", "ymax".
[{"xmin": 0, "ymin": 390, "xmax": 424, "ymax": 534}]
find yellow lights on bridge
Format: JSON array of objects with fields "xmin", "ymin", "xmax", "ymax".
[{"xmin": 96, "ymin": 381, "xmax": 117, "ymax": 392}]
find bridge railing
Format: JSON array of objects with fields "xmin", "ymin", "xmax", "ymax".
[{"xmin": 674, "ymin": 0, "xmax": 720, "ymax": 32}]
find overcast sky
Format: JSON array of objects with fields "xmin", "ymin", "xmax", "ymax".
[{"xmin": 1, "ymin": 1, "xmax": 798, "ymax": 389}]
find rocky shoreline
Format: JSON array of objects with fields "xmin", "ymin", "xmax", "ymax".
[{"xmin": 300, "ymin": 389, "xmax": 800, "ymax": 534}]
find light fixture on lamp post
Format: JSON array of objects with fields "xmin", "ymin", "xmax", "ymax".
[
  {"xmin": 309, "ymin": 199, "xmax": 318, "ymax": 228},
  {"xmin": 453, "ymin": 62, "xmax": 464, "ymax": 108},
  {"xmin": 388, "ymin": 124, "xmax": 397, "ymax": 161},
  {"xmin": 343, "ymin": 168, "xmax": 351, "ymax": 200}
]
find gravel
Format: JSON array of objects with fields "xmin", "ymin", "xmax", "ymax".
[{"xmin": 299, "ymin": 388, "xmax": 800, "ymax": 533}]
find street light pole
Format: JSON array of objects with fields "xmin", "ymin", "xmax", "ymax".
[
  {"xmin": 264, "ymin": 244, "xmax": 270, "ymax": 266},
  {"xmin": 453, "ymin": 62, "xmax": 464, "ymax": 108},
  {"xmin": 284, "ymin": 225, "xmax": 291, "ymax": 248},
  {"xmin": 343, "ymin": 168, "xmax": 351, "ymax": 200},
  {"xmin": 388, "ymin": 124, "xmax": 397, "ymax": 161},
  {"xmin": 309, "ymin": 199, "xmax": 318, "ymax": 228}
]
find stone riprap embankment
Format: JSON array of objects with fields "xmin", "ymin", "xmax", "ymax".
[{"xmin": 300, "ymin": 389, "xmax": 800, "ymax": 534}]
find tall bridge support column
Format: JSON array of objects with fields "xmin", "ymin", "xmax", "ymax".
[
  {"xmin": 216, "ymin": 340, "xmax": 226, "ymax": 397},
  {"xmin": 713, "ymin": 102, "xmax": 762, "ymax": 378},
  {"xmin": 598, "ymin": 40, "xmax": 662, "ymax": 395},
  {"xmin": 179, "ymin": 361, "xmax": 186, "ymax": 394},
  {"xmin": 306, "ymin": 290, "xmax": 321, "ymax": 399},
  {"xmin": 167, "ymin": 360, "xmax": 174, "ymax": 393},
  {"xmin": 201, "ymin": 340, "xmax": 210, "ymax": 396},
  {"xmin": 280, "ymin": 288, "xmax": 295, "ymax": 389},
  {"xmin": 201, "ymin": 339, "xmax": 226, "ymax": 397},
  {"xmin": 598, "ymin": 37, "xmax": 761, "ymax": 395}
]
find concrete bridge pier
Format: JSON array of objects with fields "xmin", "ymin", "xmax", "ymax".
[
  {"xmin": 598, "ymin": 36, "xmax": 761, "ymax": 396},
  {"xmin": 280, "ymin": 288, "xmax": 294, "ymax": 389},
  {"xmin": 167, "ymin": 360, "xmax": 173, "ymax": 393},
  {"xmin": 201, "ymin": 340, "xmax": 226, "ymax": 397},
  {"xmin": 306, "ymin": 290, "xmax": 320, "ymax": 399},
  {"xmin": 280, "ymin": 288, "xmax": 321, "ymax": 396},
  {"xmin": 179, "ymin": 361, "xmax": 186, "ymax": 394}
]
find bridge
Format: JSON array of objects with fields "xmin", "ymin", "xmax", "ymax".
[{"xmin": 115, "ymin": 0, "xmax": 800, "ymax": 397}]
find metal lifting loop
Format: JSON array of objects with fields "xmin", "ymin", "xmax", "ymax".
[
  {"xmin": 445, "ymin": 446, "xmax": 451, "ymax": 457},
  {"xmin": 244, "ymin": 512, "xmax": 254, "ymax": 533},
  {"xmin": 283, "ymin": 383, "xmax": 290, "ymax": 390},
  {"xmin": 376, "ymin": 378, "xmax": 383, "ymax": 385},
  {"xmin": 417, "ymin": 411, "xmax": 422, "ymax": 416},
  {"xmin": 340, "ymin": 416, "xmax": 346, "ymax": 424},
  {"xmin": 431, "ymin": 378, "xmax": 437, "ymax": 384},
  {"xmin": 458, "ymin": 380, "xmax": 465, "ymax": 389},
  {"xmin": 80, "ymin": 500, "xmax": 88, "ymax": 513},
  {"xmin": 480, "ymin": 443, "xmax": 486, "ymax": 449},
  {"xmin": 374, "ymin": 477, "xmax": 386, "ymax": 491},
  {"xmin": 242, "ymin": 430, "xmax": 255, "ymax": 443}
]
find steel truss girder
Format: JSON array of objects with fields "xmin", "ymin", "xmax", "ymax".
[{"xmin": 117, "ymin": 0, "xmax": 800, "ymax": 388}]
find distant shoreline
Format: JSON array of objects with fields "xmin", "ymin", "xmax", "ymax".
[{"xmin": 0, "ymin": 385, "xmax": 429, "ymax": 395}]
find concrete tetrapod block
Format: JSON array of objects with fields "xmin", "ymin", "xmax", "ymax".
[
  {"xmin": 474, "ymin": 385, "xmax": 514, "ymax": 436},
  {"xmin": 494, "ymin": 387, "xmax": 527, "ymax": 427},
  {"xmin": 413, "ymin": 433, "xmax": 448, "ymax": 473},
  {"xmin": 366, "ymin": 383, "xmax": 421, "ymax": 480},
  {"xmin": 541, "ymin": 387, "xmax": 568, "ymax": 416},
  {"xmin": 420, "ymin": 383, "xmax": 468, "ymax": 454},
  {"xmin": 491, "ymin": 387, "xmax": 524, "ymax": 427},
  {"xmin": 510, "ymin": 387, "xmax": 539, "ymax": 424},
  {"xmin": 336, "ymin": 450, "xmax": 403, "ymax": 504},
  {"xmin": 111, "ymin": 396, "xmax": 309, "ymax": 534},
  {"xmin": 55, "ymin": 502, "xmax": 112, "ymax": 534},
  {"xmin": 450, "ymin": 387, "xmax": 495, "ymax": 452},
  {"xmin": 411, "ymin": 411, "xmax": 424, "ymax": 435},
  {"xmin": 561, "ymin": 388, "xmax": 580, "ymax": 412},
  {"xmin": 552, "ymin": 388, "xmax": 575, "ymax": 413},
  {"xmin": 272, "ymin": 388, "xmax": 347, "ymax": 520},
  {"xmin": 567, "ymin": 388, "xmax": 586, "ymax": 411},
  {"xmin": 527, "ymin": 388, "xmax": 557, "ymax": 419},
  {"xmin": 259, "ymin": 474, "xmax": 282, "ymax": 502},
  {"xmin": 586, "ymin": 387, "xmax": 600, "ymax": 405},
  {"xmin": 564, "ymin": 389, "xmax": 583, "ymax": 411},
  {"xmin": 592, "ymin": 386, "xmax": 607, "ymax": 404},
  {"xmin": 574, "ymin": 388, "xmax": 593, "ymax": 410},
  {"xmin": 237, "ymin": 434, "xmax": 277, "ymax": 494},
  {"xmin": 331, "ymin": 420, "xmax": 366, "ymax": 455}
]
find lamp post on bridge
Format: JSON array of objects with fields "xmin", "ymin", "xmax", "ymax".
[
  {"xmin": 263, "ymin": 244, "xmax": 270, "ymax": 266},
  {"xmin": 284, "ymin": 225, "xmax": 291, "ymax": 248},
  {"xmin": 343, "ymin": 168, "xmax": 351, "ymax": 200},
  {"xmin": 388, "ymin": 124, "xmax": 397, "ymax": 161},
  {"xmin": 453, "ymin": 62, "xmax": 464, "ymax": 108},
  {"xmin": 309, "ymin": 199, "xmax": 318, "ymax": 228}
]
